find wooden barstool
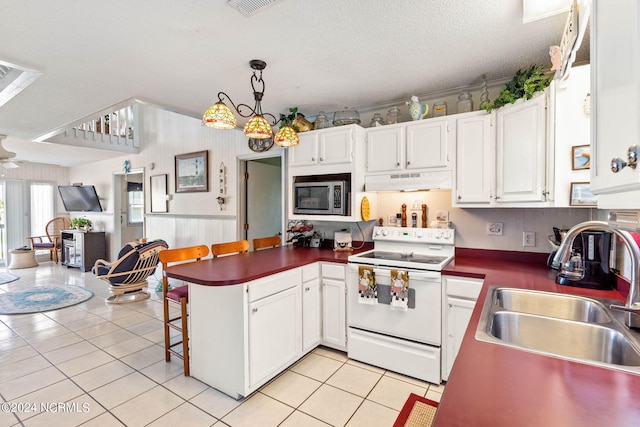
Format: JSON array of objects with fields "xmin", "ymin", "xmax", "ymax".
[
  {"xmin": 211, "ymin": 240, "xmax": 249, "ymax": 258},
  {"xmin": 253, "ymin": 235, "xmax": 282, "ymax": 251},
  {"xmin": 159, "ymin": 244, "xmax": 209, "ymax": 376}
]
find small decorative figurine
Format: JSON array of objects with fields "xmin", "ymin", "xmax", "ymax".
[{"xmin": 407, "ymin": 96, "xmax": 429, "ymax": 121}]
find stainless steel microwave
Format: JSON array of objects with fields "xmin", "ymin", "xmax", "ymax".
[{"xmin": 293, "ymin": 181, "xmax": 349, "ymax": 215}]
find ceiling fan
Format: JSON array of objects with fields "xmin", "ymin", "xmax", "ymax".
[{"xmin": 0, "ymin": 134, "xmax": 19, "ymax": 168}]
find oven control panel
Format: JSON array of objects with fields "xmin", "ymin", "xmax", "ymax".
[{"xmin": 372, "ymin": 226, "xmax": 454, "ymax": 245}]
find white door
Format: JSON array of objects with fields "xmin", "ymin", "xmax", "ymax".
[
  {"xmin": 455, "ymin": 114, "xmax": 493, "ymax": 204},
  {"xmin": 495, "ymin": 94, "xmax": 547, "ymax": 203},
  {"xmin": 321, "ymin": 278, "xmax": 346, "ymax": 350},
  {"xmin": 591, "ymin": 0, "xmax": 640, "ymax": 195},
  {"xmin": 366, "ymin": 126, "xmax": 403, "ymax": 172},
  {"xmin": 302, "ymin": 278, "xmax": 321, "ymax": 352},
  {"xmin": 445, "ymin": 297, "xmax": 476, "ymax": 379},
  {"xmin": 245, "ymin": 158, "xmax": 282, "ymax": 249},
  {"xmin": 288, "ymin": 133, "xmax": 318, "ymax": 167},
  {"xmin": 318, "ymin": 128, "xmax": 353, "ymax": 165},
  {"xmin": 248, "ymin": 285, "xmax": 301, "ymax": 389},
  {"xmin": 406, "ymin": 118, "xmax": 450, "ymax": 169}
]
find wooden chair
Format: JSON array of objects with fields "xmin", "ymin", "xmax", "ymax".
[
  {"xmin": 94, "ymin": 239, "xmax": 168, "ymax": 304},
  {"xmin": 159, "ymin": 245, "xmax": 209, "ymax": 376},
  {"xmin": 28, "ymin": 216, "xmax": 72, "ymax": 263},
  {"xmin": 211, "ymin": 240, "xmax": 249, "ymax": 258},
  {"xmin": 253, "ymin": 235, "xmax": 282, "ymax": 251}
]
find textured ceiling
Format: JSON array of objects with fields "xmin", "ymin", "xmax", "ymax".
[{"xmin": 0, "ymin": 0, "xmax": 588, "ymax": 166}]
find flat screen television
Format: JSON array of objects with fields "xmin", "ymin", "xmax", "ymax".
[{"xmin": 58, "ymin": 185, "xmax": 103, "ymax": 212}]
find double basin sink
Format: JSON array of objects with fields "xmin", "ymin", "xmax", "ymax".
[{"xmin": 475, "ymin": 287, "xmax": 640, "ymax": 373}]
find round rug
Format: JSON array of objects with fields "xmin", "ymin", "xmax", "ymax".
[{"xmin": 0, "ymin": 285, "xmax": 94, "ymax": 314}]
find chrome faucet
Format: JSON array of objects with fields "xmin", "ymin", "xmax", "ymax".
[{"xmin": 551, "ymin": 220, "xmax": 640, "ymax": 329}]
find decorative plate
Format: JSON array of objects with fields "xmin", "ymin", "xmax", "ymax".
[
  {"xmin": 248, "ymin": 137, "xmax": 274, "ymax": 152},
  {"xmin": 361, "ymin": 196, "xmax": 370, "ymax": 221}
]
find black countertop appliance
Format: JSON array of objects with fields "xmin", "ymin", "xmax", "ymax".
[{"xmin": 554, "ymin": 230, "xmax": 616, "ymax": 290}]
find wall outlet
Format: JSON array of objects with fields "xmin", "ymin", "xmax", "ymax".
[
  {"xmin": 523, "ymin": 231, "xmax": 536, "ymax": 247},
  {"xmin": 487, "ymin": 222, "xmax": 503, "ymax": 236}
]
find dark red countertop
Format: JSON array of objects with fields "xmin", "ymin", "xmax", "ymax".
[
  {"xmin": 436, "ymin": 253, "xmax": 640, "ymax": 427},
  {"xmin": 164, "ymin": 245, "xmax": 370, "ymax": 286}
]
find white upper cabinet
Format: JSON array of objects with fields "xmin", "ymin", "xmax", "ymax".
[
  {"xmin": 289, "ymin": 126, "xmax": 354, "ymax": 168},
  {"xmin": 591, "ymin": 0, "xmax": 640, "ymax": 208},
  {"xmin": 453, "ymin": 93, "xmax": 550, "ymax": 207},
  {"xmin": 366, "ymin": 118, "xmax": 453, "ymax": 173},
  {"xmin": 406, "ymin": 119, "xmax": 450, "ymax": 169},
  {"xmin": 495, "ymin": 93, "xmax": 548, "ymax": 203},
  {"xmin": 454, "ymin": 112, "xmax": 493, "ymax": 204}
]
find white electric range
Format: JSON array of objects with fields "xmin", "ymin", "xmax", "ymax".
[{"xmin": 346, "ymin": 226, "xmax": 455, "ymax": 384}]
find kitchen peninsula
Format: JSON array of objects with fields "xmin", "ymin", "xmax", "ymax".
[{"xmin": 164, "ymin": 245, "xmax": 369, "ymax": 399}]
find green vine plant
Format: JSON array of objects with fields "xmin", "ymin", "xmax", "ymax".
[
  {"xmin": 279, "ymin": 107, "xmax": 298, "ymax": 127},
  {"xmin": 483, "ymin": 65, "xmax": 552, "ymax": 112}
]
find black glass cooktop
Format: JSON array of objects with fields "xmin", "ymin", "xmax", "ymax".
[{"xmin": 356, "ymin": 251, "xmax": 449, "ymax": 264}]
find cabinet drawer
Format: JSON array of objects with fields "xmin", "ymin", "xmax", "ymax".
[
  {"xmin": 248, "ymin": 269, "xmax": 301, "ymax": 303},
  {"xmin": 445, "ymin": 276, "xmax": 483, "ymax": 300},
  {"xmin": 322, "ymin": 263, "xmax": 345, "ymax": 280},
  {"xmin": 301, "ymin": 263, "xmax": 319, "ymax": 282}
]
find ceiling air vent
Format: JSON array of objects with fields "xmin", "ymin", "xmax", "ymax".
[
  {"xmin": 226, "ymin": 0, "xmax": 282, "ymax": 17},
  {"xmin": 0, "ymin": 60, "xmax": 41, "ymax": 108}
]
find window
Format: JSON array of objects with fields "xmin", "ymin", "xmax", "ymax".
[
  {"xmin": 30, "ymin": 182, "xmax": 55, "ymax": 237},
  {"xmin": 128, "ymin": 189, "xmax": 144, "ymax": 225}
]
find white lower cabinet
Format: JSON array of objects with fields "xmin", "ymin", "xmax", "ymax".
[
  {"xmin": 189, "ymin": 268, "xmax": 303, "ymax": 399},
  {"xmin": 321, "ymin": 263, "xmax": 347, "ymax": 351},
  {"xmin": 442, "ymin": 275, "xmax": 484, "ymax": 380},
  {"xmin": 302, "ymin": 264, "xmax": 321, "ymax": 353},
  {"xmin": 248, "ymin": 285, "xmax": 301, "ymax": 389}
]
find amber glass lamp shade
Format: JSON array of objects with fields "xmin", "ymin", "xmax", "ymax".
[
  {"xmin": 274, "ymin": 125, "xmax": 300, "ymax": 147},
  {"xmin": 243, "ymin": 115, "xmax": 273, "ymax": 138},
  {"xmin": 203, "ymin": 102, "xmax": 237, "ymax": 129}
]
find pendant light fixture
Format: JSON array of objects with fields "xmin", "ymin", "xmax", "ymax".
[{"xmin": 202, "ymin": 60, "xmax": 299, "ymax": 146}]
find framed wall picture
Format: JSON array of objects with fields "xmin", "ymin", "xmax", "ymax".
[
  {"xmin": 175, "ymin": 150, "xmax": 208, "ymax": 193},
  {"xmin": 572, "ymin": 145, "xmax": 591, "ymax": 170},
  {"xmin": 150, "ymin": 174, "xmax": 168, "ymax": 213},
  {"xmin": 570, "ymin": 182, "xmax": 597, "ymax": 207}
]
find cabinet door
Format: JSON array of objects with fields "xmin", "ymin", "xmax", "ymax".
[
  {"xmin": 591, "ymin": 0, "xmax": 640, "ymax": 195},
  {"xmin": 248, "ymin": 285, "xmax": 301, "ymax": 388},
  {"xmin": 406, "ymin": 118, "xmax": 450, "ymax": 169},
  {"xmin": 366, "ymin": 126, "xmax": 403, "ymax": 172},
  {"xmin": 495, "ymin": 94, "xmax": 547, "ymax": 202},
  {"xmin": 455, "ymin": 114, "xmax": 493, "ymax": 204},
  {"xmin": 321, "ymin": 278, "xmax": 346, "ymax": 350},
  {"xmin": 445, "ymin": 297, "xmax": 476, "ymax": 379},
  {"xmin": 318, "ymin": 128, "xmax": 353, "ymax": 165},
  {"xmin": 302, "ymin": 278, "xmax": 321, "ymax": 352},
  {"xmin": 289, "ymin": 132, "xmax": 318, "ymax": 167}
]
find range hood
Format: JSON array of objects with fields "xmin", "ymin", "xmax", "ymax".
[{"xmin": 365, "ymin": 171, "xmax": 452, "ymax": 192}]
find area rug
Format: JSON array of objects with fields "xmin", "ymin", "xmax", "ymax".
[
  {"xmin": 0, "ymin": 285, "xmax": 94, "ymax": 314},
  {"xmin": 393, "ymin": 393, "xmax": 439, "ymax": 427},
  {"xmin": 0, "ymin": 272, "xmax": 19, "ymax": 284}
]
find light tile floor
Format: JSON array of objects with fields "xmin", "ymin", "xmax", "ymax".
[{"xmin": 0, "ymin": 261, "xmax": 445, "ymax": 426}]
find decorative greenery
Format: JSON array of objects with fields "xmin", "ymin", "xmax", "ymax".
[
  {"xmin": 483, "ymin": 65, "xmax": 552, "ymax": 112},
  {"xmin": 71, "ymin": 217, "xmax": 92, "ymax": 229},
  {"xmin": 279, "ymin": 107, "xmax": 298, "ymax": 127}
]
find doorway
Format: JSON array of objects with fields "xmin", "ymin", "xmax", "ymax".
[
  {"xmin": 240, "ymin": 156, "xmax": 284, "ymax": 250},
  {"xmin": 111, "ymin": 169, "xmax": 144, "ymax": 258}
]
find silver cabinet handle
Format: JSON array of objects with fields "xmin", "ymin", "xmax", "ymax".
[
  {"xmin": 305, "ymin": 287, "xmax": 310, "ymax": 291},
  {"xmin": 611, "ymin": 145, "xmax": 638, "ymax": 173},
  {"xmin": 311, "ymin": 157, "xmax": 316, "ymax": 161},
  {"xmin": 319, "ymin": 157, "xmax": 324, "ymax": 162},
  {"xmin": 252, "ymin": 308, "xmax": 258, "ymax": 313}
]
